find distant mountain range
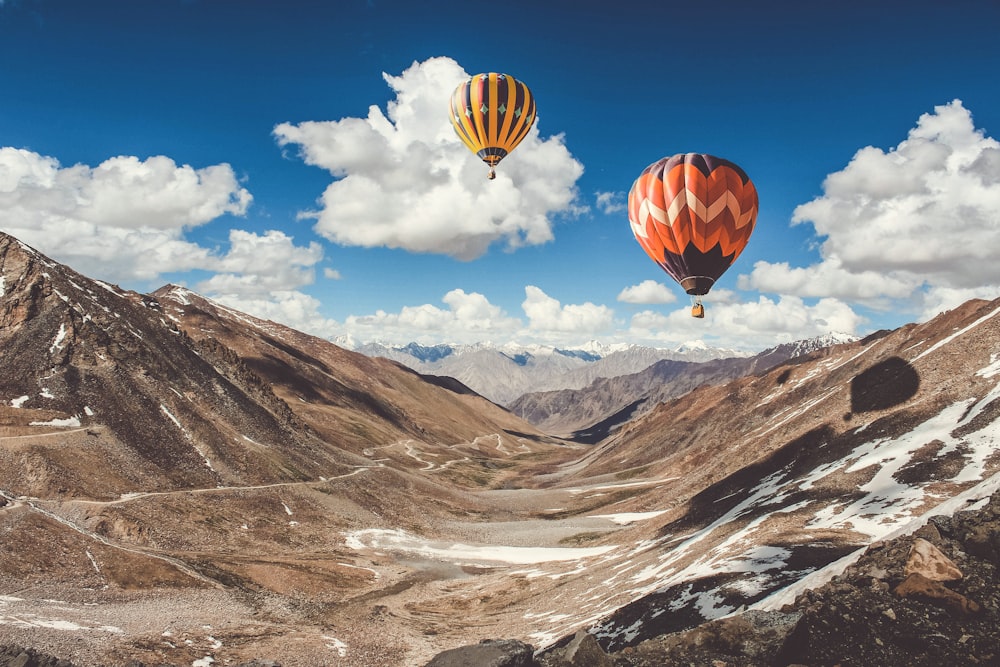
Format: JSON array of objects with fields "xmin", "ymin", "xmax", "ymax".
[
  {"xmin": 509, "ymin": 334, "xmax": 857, "ymax": 441},
  {"xmin": 342, "ymin": 334, "xmax": 858, "ymax": 439},
  {"xmin": 340, "ymin": 335, "xmax": 856, "ymax": 408},
  {"xmin": 338, "ymin": 338, "xmax": 729, "ymax": 406}
]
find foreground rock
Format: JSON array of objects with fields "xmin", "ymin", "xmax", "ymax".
[
  {"xmin": 423, "ymin": 639, "xmax": 537, "ymax": 667},
  {"xmin": 0, "ymin": 648, "xmax": 280, "ymax": 667},
  {"xmin": 0, "ymin": 645, "xmax": 80, "ymax": 667}
]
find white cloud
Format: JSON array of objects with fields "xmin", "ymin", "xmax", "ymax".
[
  {"xmin": 311, "ymin": 271, "xmax": 866, "ymax": 349},
  {"xmin": 625, "ymin": 295, "xmax": 863, "ymax": 350},
  {"xmin": 273, "ymin": 57, "xmax": 585, "ymax": 261},
  {"xmin": 919, "ymin": 285, "xmax": 1000, "ymax": 321},
  {"xmin": 739, "ymin": 258, "xmax": 913, "ymax": 307},
  {"xmin": 0, "ymin": 150, "xmax": 251, "ymax": 231},
  {"xmin": 218, "ymin": 291, "xmax": 330, "ymax": 329},
  {"xmin": 343, "ymin": 288, "xmax": 521, "ymax": 344},
  {"xmin": 206, "ymin": 229, "xmax": 322, "ymax": 294},
  {"xmin": 0, "ymin": 147, "xmax": 333, "ymax": 336},
  {"xmin": 324, "ymin": 267, "xmax": 343, "ymax": 280},
  {"xmin": 0, "ymin": 148, "xmax": 252, "ymax": 282},
  {"xmin": 333, "ymin": 286, "xmax": 621, "ymax": 347},
  {"xmin": 319, "ymin": 285, "xmax": 866, "ymax": 350},
  {"xmin": 187, "ymin": 229, "xmax": 332, "ymax": 332},
  {"xmin": 522, "ymin": 285, "xmax": 615, "ymax": 334},
  {"xmin": 712, "ymin": 295, "xmax": 863, "ymax": 339},
  {"xmin": 595, "ymin": 190, "xmax": 626, "ymax": 214},
  {"xmin": 746, "ymin": 99, "xmax": 1000, "ymax": 317},
  {"xmin": 617, "ymin": 279, "xmax": 677, "ymax": 305}
]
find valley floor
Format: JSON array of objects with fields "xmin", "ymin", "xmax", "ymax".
[{"xmin": 0, "ymin": 474, "xmax": 664, "ymax": 667}]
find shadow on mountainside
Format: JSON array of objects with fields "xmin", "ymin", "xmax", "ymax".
[
  {"xmin": 848, "ymin": 356, "xmax": 920, "ymax": 416},
  {"xmin": 661, "ymin": 357, "xmax": 924, "ymax": 536},
  {"xmin": 568, "ymin": 399, "xmax": 645, "ymax": 444}
]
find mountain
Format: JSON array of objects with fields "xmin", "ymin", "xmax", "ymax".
[
  {"xmin": 523, "ymin": 296, "xmax": 1000, "ymax": 660},
  {"xmin": 0, "ymin": 231, "xmax": 575, "ymax": 666},
  {"xmin": 0, "ymin": 232, "xmax": 556, "ymax": 495},
  {"xmin": 429, "ymin": 298, "xmax": 1000, "ymax": 665},
  {"xmin": 437, "ymin": 487, "xmax": 1000, "ymax": 666},
  {"xmin": 2, "ymin": 229, "xmax": 999, "ymax": 667},
  {"xmin": 510, "ymin": 334, "xmax": 857, "ymax": 440},
  {"xmin": 344, "ymin": 338, "xmax": 749, "ymax": 406}
]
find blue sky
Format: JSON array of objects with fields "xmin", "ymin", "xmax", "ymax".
[{"xmin": 2, "ymin": 1, "xmax": 1000, "ymax": 351}]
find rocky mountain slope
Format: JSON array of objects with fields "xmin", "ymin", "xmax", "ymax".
[
  {"xmin": 429, "ymin": 488, "xmax": 1000, "ymax": 666},
  {"xmin": 424, "ymin": 297, "xmax": 1000, "ymax": 666},
  {"xmin": 0, "ymin": 231, "xmax": 559, "ymax": 493},
  {"xmin": 0, "ymin": 232, "xmax": 577, "ymax": 666},
  {"xmin": 2, "ymin": 230, "xmax": 999, "ymax": 667}
]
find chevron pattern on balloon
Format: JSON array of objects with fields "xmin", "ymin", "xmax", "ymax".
[{"xmin": 628, "ymin": 153, "xmax": 759, "ymax": 300}]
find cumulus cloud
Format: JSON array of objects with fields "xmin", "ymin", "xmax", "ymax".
[
  {"xmin": 212, "ymin": 290, "xmax": 331, "ymax": 331},
  {"xmin": 919, "ymin": 284, "xmax": 1000, "ymax": 320},
  {"xmin": 161, "ymin": 229, "xmax": 332, "ymax": 334},
  {"xmin": 322, "ymin": 282, "xmax": 867, "ymax": 350},
  {"xmin": 0, "ymin": 147, "xmax": 331, "ymax": 333},
  {"xmin": 0, "ymin": 147, "xmax": 253, "ymax": 281},
  {"xmin": 342, "ymin": 288, "xmax": 521, "ymax": 343},
  {"xmin": 333, "ymin": 286, "xmax": 620, "ymax": 347},
  {"xmin": 617, "ymin": 279, "xmax": 677, "ymax": 304},
  {"xmin": 274, "ymin": 57, "xmax": 585, "ymax": 261},
  {"xmin": 205, "ymin": 229, "xmax": 323, "ymax": 294},
  {"xmin": 0, "ymin": 150, "xmax": 252, "ymax": 230},
  {"xmin": 744, "ymin": 99, "xmax": 1000, "ymax": 318},
  {"xmin": 739, "ymin": 258, "xmax": 913, "ymax": 305},
  {"xmin": 595, "ymin": 190, "xmax": 626, "ymax": 214},
  {"xmin": 522, "ymin": 285, "xmax": 615, "ymax": 334},
  {"xmin": 626, "ymin": 295, "xmax": 863, "ymax": 350}
]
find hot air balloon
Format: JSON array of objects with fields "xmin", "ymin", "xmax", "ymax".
[
  {"xmin": 449, "ymin": 72, "xmax": 536, "ymax": 180},
  {"xmin": 628, "ymin": 153, "xmax": 758, "ymax": 318}
]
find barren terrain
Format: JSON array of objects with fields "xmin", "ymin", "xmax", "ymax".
[
  {"xmin": 1, "ymin": 462, "xmax": 675, "ymax": 667},
  {"xmin": 3, "ymin": 234, "xmax": 1000, "ymax": 666}
]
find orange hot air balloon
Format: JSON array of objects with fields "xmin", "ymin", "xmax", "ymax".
[
  {"xmin": 628, "ymin": 153, "xmax": 758, "ymax": 318},
  {"xmin": 449, "ymin": 72, "xmax": 536, "ymax": 180}
]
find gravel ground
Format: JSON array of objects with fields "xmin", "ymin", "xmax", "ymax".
[{"xmin": 0, "ymin": 483, "xmax": 631, "ymax": 667}]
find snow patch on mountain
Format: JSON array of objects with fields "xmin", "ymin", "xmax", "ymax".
[{"xmin": 523, "ymin": 382, "xmax": 1000, "ymax": 650}]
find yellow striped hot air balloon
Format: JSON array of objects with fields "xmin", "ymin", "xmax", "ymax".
[{"xmin": 449, "ymin": 72, "xmax": 536, "ymax": 180}]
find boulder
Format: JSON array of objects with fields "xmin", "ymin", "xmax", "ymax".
[
  {"xmin": 893, "ymin": 572, "xmax": 981, "ymax": 615},
  {"xmin": 902, "ymin": 537, "xmax": 962, "ymax": 581},
  {"xmin": 540, "ymin": 630, "xmax": 613, "ymax": 667},
  {"xmin": 424, "ymin": 639, "xmax": 538, "ymax": 667}
]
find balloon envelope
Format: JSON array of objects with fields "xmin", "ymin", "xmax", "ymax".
[
  {"xmin": 449, "ymin": 72, "xmax": 536, "ymax": 177},
  {"xmin": 628, "ymin": 153, "xmax": 758, "ymax": 296}
]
